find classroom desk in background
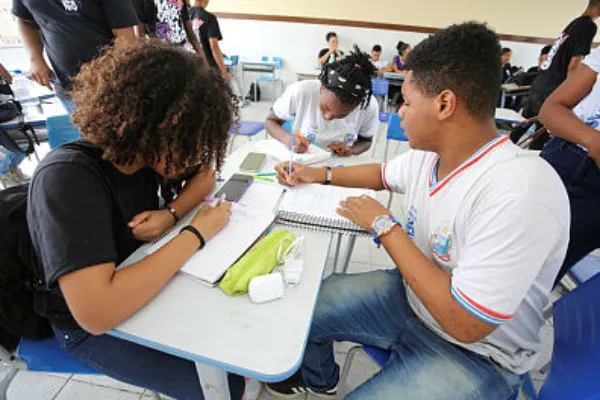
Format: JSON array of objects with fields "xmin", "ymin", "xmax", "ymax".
[
  {"xmin": 382, "ymin": 72, "xmax": 406, "ymax": 87},
  {"xmin": 500, "ymin": 84, "xmax": 531, "ymax": 109},
  {"xmin": 296, "ymin": 71, "xmax": 320, "ymax": 81},
  {"xmin": 495, "ymin": 108, "xmax": 525, "ymax": 124},
  {"xmin": 112, "ymin": 142, "xmax": 334, "ymax": 400}
]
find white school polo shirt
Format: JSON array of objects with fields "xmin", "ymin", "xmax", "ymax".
[
  {"xmin": 382, "ymin": 136, "xmax": 570, "ymax": 374},
  {"xmin": 272, "ymin": 80, "xmax": 378, "ymax": 149}
]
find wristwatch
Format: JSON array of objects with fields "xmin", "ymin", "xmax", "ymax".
[
  {"xmin": 324, "ymin": 166, "xmax": 332, "ymax": 185},
  {"xmin": 370, "ymin": 215, "xmax": 402, "ymax": 245}
]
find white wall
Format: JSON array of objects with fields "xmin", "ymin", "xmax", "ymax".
[
  {"xmin": 1, "ymin": 18, "xmax": 547, "ymax": 97},
  {"xmin": 218, "ymin": 18, "xmax": 546, "ymax": 96}
]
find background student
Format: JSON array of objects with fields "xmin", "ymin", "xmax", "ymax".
[
  {"xmin": 539, "ymin": 45, "xmax": 600, "ymax": 286},
  {"xmin": 524, "ymin": 0, "xmax": 600, "ymax": 118},
  {"xmin": 27, "ymin": 40, "xmax": 244, "ymax": 399},
  {"xmin": 12, "ymin": 0, "xmax": 138, "ymax": 111},
  {"xmin": 370, "ymin": 44, "xmax": 389, "ymax": 75},
  {"xmin": 317, "ymin": 32, "xmax": 344, "ymax": 66},
  {"xmin": 267, "ymin": 47, "xmax": 378, "ymax": 157},
  {"xmin": 389, "ymin": 40, "xmax": 411, "ymax": 73},
  {"xmin": 501, "ymin": 47, "xmax": 521, "ymax": 83},
  {"xmin": 188, "ymin": 0, "xmax": 230, "ymax": 82}
]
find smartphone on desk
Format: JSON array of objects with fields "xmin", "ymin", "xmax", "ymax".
[
  {"xmin": 215, "ymin": 174, "xmax": 253, "ymax": 202},
  {"xmin": 239, "ymin": 152, "xmax": 266, "ymax": 172}
]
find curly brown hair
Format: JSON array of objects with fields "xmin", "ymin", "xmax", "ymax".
[{"xmin": 70, "ymin": 39, "xmax": 236, "ymax": 174}]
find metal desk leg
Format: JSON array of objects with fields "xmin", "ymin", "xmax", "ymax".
[
  {"xmin": 500, "ymin": 91, "xmax": 506, "ymax": 108},
  {"xmin": 340, "ymin": 235, "xmax": 357, "ymax": 274},
  {"xmin": 331, "ymin": 233, "xmax": 343, "ymax": 273},
  {"xmin": 196, "ymin": 362, "xmax": 231, "ymax": 400}
]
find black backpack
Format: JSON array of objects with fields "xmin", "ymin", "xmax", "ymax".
[{"xmin": 0, "ymin": 184, "xmax": 53, "ymax": 351}]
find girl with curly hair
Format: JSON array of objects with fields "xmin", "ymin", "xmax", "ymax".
[{"xmin": 26, "ymin": 39, "xmax": 244, "ymax": 399}]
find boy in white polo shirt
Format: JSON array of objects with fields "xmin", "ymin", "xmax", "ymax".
[
  {"xmin": 267, "ymin": 22, "xmax": 570, "ymax": 400},
  {"xmin": 265, "ymin": 47, "xmax": 379, "ymax": 157}
]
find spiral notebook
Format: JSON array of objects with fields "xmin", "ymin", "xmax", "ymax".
[{"xmin": 276, "ymin": 185, "xmax": 375, "ymax": 236}]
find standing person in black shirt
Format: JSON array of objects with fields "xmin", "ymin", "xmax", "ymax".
[
  {"xmin": 12, "ymin": 0, "xmax": 138, "ymax": 112},
  {"xmin": 187, "ymin": 0, "xmax": 229, "ymax": 81},
  {"xmin": 524, "ymin": 0, "xmax": 600, "ymax": 118},
  {"xmin": 133, "ymin": 0, "xmax": 208, "ymax": 66},
  {"xmin": 27, "ymin": 39, "xmax": 244, "ymax": 399}
]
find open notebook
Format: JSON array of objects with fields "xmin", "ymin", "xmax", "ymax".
[
  {"xmin": 254, "ymin": 139, "xmax": 331, "ymax": 165},
  {"xmin": 145, "ymin": 183, "xmax": 284, "ymax": 285},
  {"xmin": 277, "ymin": 185, "xmax": 375, "ymax": 236}
]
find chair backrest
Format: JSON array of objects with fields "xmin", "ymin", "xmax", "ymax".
[
  {"xmin": 371, "ymin": 78, "xmax": 389, "ymax": 96},
  {"xmin": 230, "ymin": 55, "xmax": 239, "ymax": 66},
  {"xmin": 387, "ymin": 113, "xmax": 408, "ymax": 142},
  {"xmin": 46, "ymin": 115, "xmax": 80, "ymax": 149},
  {"xmin": 261, "ymin": 56, "xmax": 282, "ymax": 69},
  {"xmin": 539, "ymin": 273, "xmax": 600, "ymax": 400}
]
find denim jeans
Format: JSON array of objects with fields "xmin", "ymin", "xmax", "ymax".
[
  {"xmin": 301, "ymin": 270, "xmax": 522, "ymax": 400},
  {"xmin": 540, "ymin": 137, "xmax": 600, "ymax": 285},
  {"xmin": 53, "ymin": 327, "xmax": 245, "ymax": 400}
]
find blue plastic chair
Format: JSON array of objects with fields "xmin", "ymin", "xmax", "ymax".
[
  {"xmin": 46, "ymin": 115, "xmax": 80, "ymax": 149},
  {"xmin": 371, "ymin": 78, "xmax": 390, "ymax": 122},
  {"xmin": 384, "ymin": 114, "xmax": 408, "ymax": 209},
  {"xmin": 340, "ymin": 344, "xmax": 534, "ymax": 399},
  {"xmin": 0, "ymin": 337, "xmax": 160, "ymax": 399},
  {"xmin": 256, "ymin": 56, "xmax": 284, "ymax": 101},
  {"xmin": 228, "ymin": 121, "xmax": 265, "ymax": 154},
  {"xmin": 537, "ymin": 273, "xmax": 600, "ymax": 400}
]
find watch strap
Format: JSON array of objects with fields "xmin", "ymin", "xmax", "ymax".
[
  {"xmin": 324, "ymin": 166, "xmax": 332, "ymax": 185},
  {"xmin": 166, "ymin": 205, "xmax": 180, "ymax": 223}
]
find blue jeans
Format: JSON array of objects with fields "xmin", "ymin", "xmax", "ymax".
[
  {"xmin": 53, "ymin": 327, "xmax": 245, "ymax": 400},
  {"xmin": 301, "ymin": 270, "xmax": 522, "ymax": 400},
  {"xmin": 541, "ymin": 137, "xmax": 600, "ymax": 285},
  {"xmin": 0, "ymin": 149, "xmax": 25, "ymax": 174}
]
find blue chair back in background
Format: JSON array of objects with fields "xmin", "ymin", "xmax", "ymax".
[
  {"xmin": 46, "ymin": 115, "xmax": 80, "ymax": 149},
  {"xmin": 538, "ymin": 273, "xmax": 600, "ymax": 400}
]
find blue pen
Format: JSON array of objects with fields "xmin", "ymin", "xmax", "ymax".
[{"xmin": 289, "ymin": 134, "xmax": 295, "ymax": 177}]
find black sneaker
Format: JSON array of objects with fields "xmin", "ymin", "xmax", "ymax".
[{"xmin": 265, "ymin": 370, "xmax": 337, "ymax": 399}]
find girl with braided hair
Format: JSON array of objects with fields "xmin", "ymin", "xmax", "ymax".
[{"xmin": 266, "ymin": 46, "xmax": 379, "ymax": 157}]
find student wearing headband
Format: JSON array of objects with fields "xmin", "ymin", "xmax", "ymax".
[{"xmin": 266, "ymin": 46, "xmax": 379, "ymax": 157}]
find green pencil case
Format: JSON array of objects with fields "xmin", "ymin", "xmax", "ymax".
[{"xmin": 219, "ymin": 229, "xmax": 296, "ymax": 296}]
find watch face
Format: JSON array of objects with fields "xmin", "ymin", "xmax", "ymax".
[{"xmin": 373, "ymin": 216, "xmax": 392, "ymax": 233}]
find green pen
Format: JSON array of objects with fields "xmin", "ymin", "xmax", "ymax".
[
  {"xmin": 253, "ymin": 176, "xmax": 275, "ymax": 183},
  {"xmin": 255, "ymin": 172, "xmax": 277, "ymax": 177}
]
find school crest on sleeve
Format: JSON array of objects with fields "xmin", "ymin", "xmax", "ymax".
[{"xmin": 430, "ymin": 225, "xmax": 452, "ymax": 262}]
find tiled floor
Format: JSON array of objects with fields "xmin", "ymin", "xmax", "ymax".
[{"xmin": 3, "ymin": 100, "xmax": 554, "ymax": 399}]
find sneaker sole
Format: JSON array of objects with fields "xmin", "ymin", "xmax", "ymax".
[{"xmin": 264, "ymin": 385, "xmax": 306, "ymax": 399}]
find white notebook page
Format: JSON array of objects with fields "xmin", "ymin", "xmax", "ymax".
[{"xmin": 278, "ymin": 185, "xmax": 375, "ymax": 222}]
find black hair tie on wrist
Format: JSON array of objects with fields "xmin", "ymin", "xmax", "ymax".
[{"xmin": 180, "ymin": 225, "xmax": 205, "ymax": 250}]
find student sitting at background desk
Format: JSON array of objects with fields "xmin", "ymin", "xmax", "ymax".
[
  {"xmin": 266, "ymin": 22, "xmax": 569, "ymax": 400},
  {"xmin": 317, "ymin": 32, "xmax": 344, "ymax": 66},
  {"xmin": 389, "ymin": 40, "xmax": 411, "ymax": 73},
  {"xmin": 26, "ymin": 40, "xmax": 245, "ymax": 399},
  {"xmin": 370, "ymin": 44, "xmax": 389, "ymax": 75},
  {"xmin": 266, "ymin": 47, "xmax": 378, "ymax": 157}
]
